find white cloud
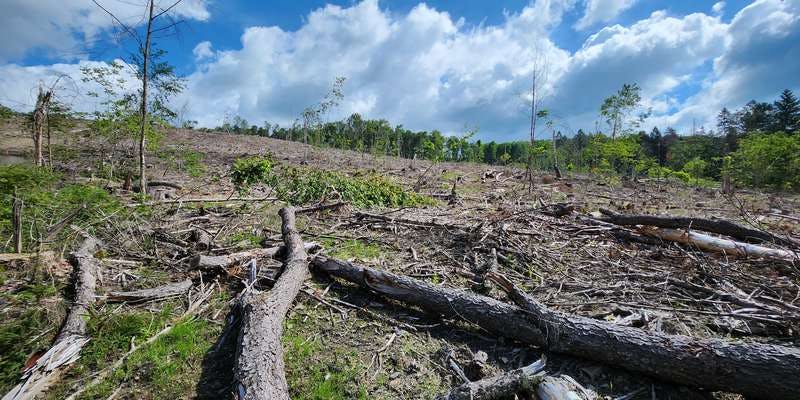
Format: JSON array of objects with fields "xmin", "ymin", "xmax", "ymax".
[
  {"xmin": 1, "ymin": 0, "xmax": 799, "ymax": 140},
  {"xmin": 659, "ymin": 0, "xmax": 800, "ymax": 131},
  {"xmin": 193, "ymin": 41, "xmax": 214, "ymax": 61},
  {"xmin": 712, "ymin": 1, "xmax": 726, "ymax": 15},
  {"xmin": 0, "ymin": 0, "xmax": 210, "ymax": 62},
  {"xmin": 575, "ymin": 0, "xmax": 637, "ymax": 30}
]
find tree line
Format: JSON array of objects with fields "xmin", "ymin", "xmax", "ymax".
[{"xmin": 195, "ymin": 88, "xmax": 800, "ymax": 191}]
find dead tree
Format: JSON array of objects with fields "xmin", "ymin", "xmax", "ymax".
[
  {"xmin": 32, "ymin": 87, "xmax": 53, "ymax": 167},
  {"xmin": 11, "ymin": 194, "xmax": 22, "ymax": 253},
  {"xmin": 234, "ymin": 207, "xmax": 309, "ymax": 400},
  {"xmin": 3, "ymin": 237, "xmax": 101, "ymax": 400},
  {"xmin": 599, "ymin": 208, "xmax": 799, "ymax": 247},
  {"xmin": 638, "ymin": 226, "xmax": 797, "ymax": 261},
  {"xmin": 311, "ymin": 257, "xmax": 800, "ymax": 400}
]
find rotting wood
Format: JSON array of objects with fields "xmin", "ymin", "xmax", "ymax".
[
  {"xmin": 311, "ymin": 256, "xmax": 800, "ymax": 400},
  {"xmin": 107, "ymin": 279, "xmax": 193, "ymax": 303},
  {"xmin": 599, "ymin": 208, "xmax": 799, "ymax": 247},
  {"xmin": 3, "ymin": 237, "xmax": 101, "ymax": 400},
  {"xmin": 638, "ymin": 226, "xmax": 797, "ymax": 262},
  {"xmin": 234, "ymin": 207, "xmax": 309, "ymax": 400}
]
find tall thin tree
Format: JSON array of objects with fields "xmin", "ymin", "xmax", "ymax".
[{"xmin": 93, "ymin": 0, "xmax": 186, "ymax": 194}]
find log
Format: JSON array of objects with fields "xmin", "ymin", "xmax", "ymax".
[
  {"xmin": 3, "ymin": 237, "xmax": 101, "ymax": 400},
  {"xmin": 311, "ymin": 257, "xmax": 800, "ymax": 400},
  {"xmin": 190, "ymin": 243, "xmax": 318, "ymax": 272},
  {"xmin": 599, "ymin": 209, "xmax": 799, "ymax": 247},
  {"xmin": 638, "ymin": 226, "xmax": 797, "ymax": 262},
  {"xmin": 107, "ymin": 279, "xmax": 193, "ymax": 303},
  {"xmin": 234, "ymin": 207, "xmax": 309, "ymax": 400},
  {"xmin": 435, "ymin": 359, "xmax": 549, "ymax": 400}
]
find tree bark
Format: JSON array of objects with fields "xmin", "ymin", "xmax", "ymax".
[
  {"xmin": 234, "ymin": 207, "xmax": 309, "ymax": 400},
  {"xmin": 11, "ymin": 195, "xmax": 22, "ymax": 253},
  {"xmin": 3, "ymin": 237, "xmax": 101, "ymax": 400},
  {"xmin": 107, "ymin": 279, "xmax": 192, "ymax": 303},
  {"xmin": 311, "ymin": 257, "xmax": 800, "ymax": 400},
  {"xmin": 638, "ymin": 226, "xmax": 797, "ymax": 261},
  {"xmin": 190, "ymin": 243, "xmax": 318, "ymax": 272},
  {"xmin": 599, "ymin": 208, "xmax": 799, "ymax": 247}
]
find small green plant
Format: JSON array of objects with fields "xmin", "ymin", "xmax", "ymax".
[
  {"xmin": 231, "ymin": 155, "xmax": 275, "ymax": 194},
  {"xmin": 322, "ymin": 238, "xmax": 382, "ymax": 260}
]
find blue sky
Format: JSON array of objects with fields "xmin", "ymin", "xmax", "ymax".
[{"xmin": 1, "ymin": 0, "xmax": 799, "ymax": 141}]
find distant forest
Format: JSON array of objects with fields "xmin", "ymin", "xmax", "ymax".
[{"xmin": 197, "ymin": 89, "xmax": 800, "ymax": 191}]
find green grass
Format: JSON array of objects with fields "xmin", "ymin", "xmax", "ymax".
[
  {"xmin": 47, "ymin": 309, "xmax": 219, "ymax": 400},
  {"xmin": 0, "ymin": 273, "xmax": 62, "ymax": 394},
  {"xmin": 321, "ymin": 238, "xmax": 382, "ymax": 260},
  {"xmin": 283, "ymin": 318, "xmax": 368, "ymax": 400}
]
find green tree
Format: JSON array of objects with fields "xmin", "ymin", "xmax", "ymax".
[
  {"xmin": 600, "ymin": 83, "xmax": 645, "ymax": 139},
  {"xmin": 773, "ymin": 89, "xmax": 800, "ymax": 134},
  {"xmin": 728, "ymin": 132, "xmax": 800, "ymax": 190}
]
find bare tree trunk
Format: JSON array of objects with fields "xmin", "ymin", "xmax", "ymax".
[
  {"xmin": 527, "ymin": 69, "xmax": 537, "ymax": 191},
  {"xmin": 312, "ymin": 257, "xmax": 800, "ymax": 400},
  {"xmin": 234, "ymin": 207, "xmax": 309, "ymax": 400},
  {"xmin": 638, "ymin": 226, "xmax": 797, "ymax": 261},
  {"xmin": 138, "ymin": 0, "xmax": 154, "ymax": 195},
  {"xmin": 32, "ymin": 87, "xmax": 52, "ymax": 167},
  {"xmin": 12, "ymin": 195, "xmax": 22, "ymax": 253},
  {"xmin": 599, "ymin": 208, "xmax": 799, "ymax": 247}
]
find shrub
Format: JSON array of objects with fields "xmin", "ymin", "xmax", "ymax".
[
  {"xmin": 231, "ymin": 155, "xmax": 275, "ymax": 194},
  {"xmin": 727, "ymin": 132, "xmax": 800, "ymax": 190},
  {"xmin": 273, "ymin": 167, "xmax": 434, "ymax": 208}
]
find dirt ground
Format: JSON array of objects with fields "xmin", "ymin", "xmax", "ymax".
[{"xmin": 2, "ymin": 122, "xmax": 799, "ymax": 399}]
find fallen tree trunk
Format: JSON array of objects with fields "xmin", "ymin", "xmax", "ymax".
[
  {"xmin": 107, "ymin": 279, "xmax": 193, "ymax": 303},
  {"xmin": 435, "ymin": 358, "xmax": 592, "ymax": 400},
  {"xmin": 599, "ymin": 209, "xmax": 799, "ymax": 247},
  {"xmin": 190, "ymin": 243, "xmax": 318, "ymax": 272},
  {"xmin": 638, "ymin": 226, "xmax": 797, "ymax": 262},
  {"xmin": 311, "ymin": 257, "xmax": 800, "ymax": 400},
  {"xmin": 3, "ymin": 237, "xmax": 101, "ymax": 400},
  {"xmin": 234, "ymin": 207, "xmax": 309, "ymax": 400}
]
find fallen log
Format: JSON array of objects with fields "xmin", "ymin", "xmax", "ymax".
[
  {"xmin": 190, "ymin": 243, "xmax": 318, "ymax": 272},
  {"xmin": 234, "ymin": 207, "xmax": 309, "ymax": 400},
  {"xmin": 434, "ymin": 358, "xmax": 592, "ymax": 400},
  {"xmin": 638, "ymin": 226, "xmax": 797, "ymax": 262},
  {"xmin": 599, "ymin": 209, "xmax": 799, "ymax": 247},
  {"xmin": 311, "ymin": 257, "xmax": 800, "ymax": 400},
  {"xmin": 107, "ymin": 279, "xmax": 193, "ymax": 303},
  {"xmin": 3, "ymin": 237, "xmax": 101, "ymax": 400}
]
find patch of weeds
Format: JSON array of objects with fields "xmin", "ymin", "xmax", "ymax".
[
  {"xmin": 321, "ymin": 238, "xmax": 382, "ymax": 260},
  {"xmin": 227, "ymin": 229, "xmax": 262, "ymax": 247},
  {"xmin": 283, "ymin": 324, "xmax": 367, "ymax": 400},
  {"xmin": 231, "ymin": 155, "xmax": 275, "ymax": 194},
  {"xmin": 64, "ymin": 317, "xmax": 218, "ymax": 400},
  {"xmin": 0, "ymin": 308, "xmax": 57, "ymax": 393},
  {"xmin": 0, "ymin": 165, "xmax": 123, "ymax": 252},
  {"xmin": 159, "ymin": 147, "xmax": 207, "ymax": 178},
  {"xmin": 273, "ymin": 166, "xmax": 434, "ymax": 208}
]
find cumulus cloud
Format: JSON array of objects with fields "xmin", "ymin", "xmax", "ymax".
[
  {"xmin": 192, "ymin": 41, "xmax": 214, "ymax": 61},
  {"xmin": 0, "ymin": 0, "xmax": 210, "ymax": 62},
  {"xmin": 712, "ymin": 2, "xmax": 726, "ymax": 15},
  {"xmin": 574, "ymin": 0, "xmax": 637, "ymax": 30},
  {"xmin": 1, "ymin": 0, "xmax": 799, "ymax": 140},
  {"xmin": 658, "ymin": 0, "xmax": 800, "ymax": 131},
  {"xmin": 176, "ymin": 0, "xmax": 573, "ymax": 137}
]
